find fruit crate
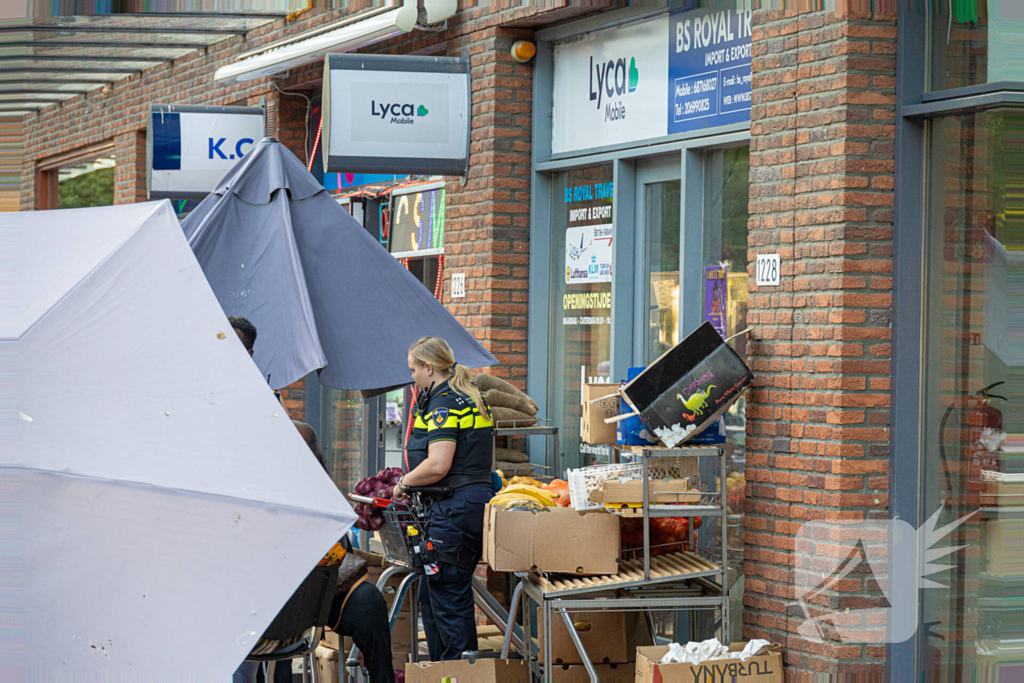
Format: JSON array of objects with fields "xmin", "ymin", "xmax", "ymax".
[{"xmin": 566, "ymin": 460, "xmax": 697, "ymax": 511}]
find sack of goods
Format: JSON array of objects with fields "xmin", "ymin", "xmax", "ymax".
[{"xmin": 476, "ymin": 373, "xmax": 539, "ymax": 427}]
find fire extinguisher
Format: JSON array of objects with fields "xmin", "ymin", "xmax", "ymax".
[
  {"xmin": 940, "ymin": 381, "xmax": 1007, "ymax": 476},
  {"xmin": 937, "ymin": 381, "xmax": 1006, "ymax": 674}
]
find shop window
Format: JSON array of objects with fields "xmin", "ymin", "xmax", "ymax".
[
  {"xmin": 927, "ymin": 2, "xmax": 1024, "ymax": 91},
  {"xmin": 920, "ymin": 109, "xmax": 1023, "ymax": 678},
  {"xmin": 57, "ymin": 155, "xmax": 115, "ymax": 209},
  {"xmin": 703, "ymin": 145, "xmax": 750, "ymax": 644},
  {"xmin": 549, "ymin": 163, "xmax": 615, "ymax": 473},
  {"xmin": 319, "ymin": 388, "xmax": 364, "ymax": 496}
]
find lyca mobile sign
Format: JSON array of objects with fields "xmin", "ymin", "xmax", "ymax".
[
  {"xmin": 322, "ymin": 53, "xmax": 470, "ymax": 177},
  {"xmin": 147, "ymin": 104, "xmax": 265, "ymax": 200},
  {"xmin": 553, "ymin": 16, "xmax": 668, "ymax": 154},
  {"xmin": 551, "ymin": 7, "xmax": 752, "ymax": 155}
]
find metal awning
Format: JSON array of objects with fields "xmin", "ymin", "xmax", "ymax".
[{"xmin": 0, "ymin": 5, "xmax": 308, "ymax": 117}]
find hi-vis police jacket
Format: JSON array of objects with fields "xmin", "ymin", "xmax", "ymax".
[{"xmin": 405, "ymin": 380, "xmax": 494, "ymax": 484}]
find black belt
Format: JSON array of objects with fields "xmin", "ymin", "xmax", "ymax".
[{"xmin": 407, "ymin": 473, "xmax": 492, "ymax": 500}]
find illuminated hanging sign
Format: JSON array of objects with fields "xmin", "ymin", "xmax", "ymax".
[
  {"xmin": 389, "ymin": 183, "xmax": 445, "ymax": 258},
  {"xmin": 322, "ymin": 53, "xmax": 470, "ymax": 177},
  {"xmin": 147, "ymin": 104, "xmax": 265, "ymax": 200}
]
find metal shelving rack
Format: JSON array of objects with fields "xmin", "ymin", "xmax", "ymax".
[
  {"xmin": 492, "ymin": 421, "xmax": 559, "ymax": 476},
  {"xmin": 497, "ymin": 444, "xmax": 729, "ymax": 683}
]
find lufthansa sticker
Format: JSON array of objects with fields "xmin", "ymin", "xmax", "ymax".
[{"xmin": 432, "ymin": 407, "xmax": 449, "ymax": 427}]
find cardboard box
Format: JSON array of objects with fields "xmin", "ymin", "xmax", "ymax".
[
  {"xmin": 538, "ymin": 609, "xmax": 650, "ymax": 665},
  {"xmin": 405, "ymin": 658, "xmax": 530, "ymax": 682},
  {"xmin": 482, "ymin": 505, "xmax": 620, "ymax": 575},
  {"xmin": 338, "ymin": 640, "xmax": 412, "ymax": 674},
  {"xmin": 550, "ymin": 662, "xmax": 635, "ymax": 682},
  {"xmin": 391, "ymin": 611, "xmax": 414, "ymax": 653},
  {"xmin": 315, "ymin": 645, "xmax": 340, "ymax": 683},
  {"xmin": 582, "ymin": 383, "xmax": 620, "ymax": 445},
  {"xmin": 986, "ymin": 518, "xmax": 1024, "ymax": 575},
  {"xmin": 635, "ymin": 643, "xmax": 783, "ymax": 683},
  {"xmin": 588, "ymin": 478, "xmax": 700, "ymax": 507},
  {"xmin": 975, "ymin": 649, "xmax": 1024, "ymax": 683},
  {"xmin": 981, "ymin": 479, "xmax": 1024, "ymax": 507},
  {"xmin": 621, "ymin": 323, "xmax": 754, "ymax": 449}
]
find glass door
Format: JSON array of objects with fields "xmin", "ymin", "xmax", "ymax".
[{"xmin": 636, "ymin": 157, "xmax": 683, "ymax": 365}]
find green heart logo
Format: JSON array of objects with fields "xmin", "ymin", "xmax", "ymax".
[
  {"xmin": 417, "ymin": 105, "xmax": 429, "ymax": 116},
  {"xmin": 628, "ymin": 57, "xmax": 639, "ymax": 92}
]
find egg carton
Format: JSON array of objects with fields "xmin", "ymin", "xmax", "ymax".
[{"xmin": 567, "ymin": 461, "xmax": 690, "ymax": 511}]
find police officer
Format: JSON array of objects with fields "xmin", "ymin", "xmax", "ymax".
[{"xmin": 392, "ymin": 336, "xmax": 494, "ymax": 661}]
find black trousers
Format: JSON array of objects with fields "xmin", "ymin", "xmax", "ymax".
[
  {"xmin": 416, "ymin": 484, "xmax": 490, "ymax": 661},
  {"xmin": 330, "ymin": 582, "xmax": 396, "ymax": 683},
  {"xmin": 418, "ymin": 563, "xmax": 479, "ymax": 661}
]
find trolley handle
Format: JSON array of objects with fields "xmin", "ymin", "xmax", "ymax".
[{"xmin": 349, "ymin": 493, "xmax": 407, "ymax": 509}]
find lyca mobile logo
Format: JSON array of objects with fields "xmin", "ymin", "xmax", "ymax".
[
  {"xmin": 589, "ymin": 55, "xmax": 639, "ymax": 122},
  {"xmin": 371, "ymin": 100, "xmax": 429, "ymax": 125}
]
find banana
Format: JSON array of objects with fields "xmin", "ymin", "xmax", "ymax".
[
  {"xmin": 509, "ymin": 476, "xmax": 544, "ymax": 488},
  {"xmin": 492, "ymin": 498, "xmax": 547, "ymax": 513},
  {"xmin": 489, "ymin": 493, "xmax": 552, "ymax": 509},
  {"xmin": 498, "ymin": 484, "xmax": 556, "ymax": 506},
  {"xmin": 489, "ymin": 493, "xmax": 541, "ymax": 505}
]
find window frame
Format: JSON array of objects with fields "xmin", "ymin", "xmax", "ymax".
[{"xmin": 892, "ymin": 6, "xmax": 1024, "ymax": 679}]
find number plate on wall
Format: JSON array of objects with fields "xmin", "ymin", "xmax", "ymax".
[
  {"xmin": 451, "ymin": 272, "xmax": 466, "ymax": 299},
  {"xmin": 756, "ymin": 254, "xmax": 781, "ymax": 287}
]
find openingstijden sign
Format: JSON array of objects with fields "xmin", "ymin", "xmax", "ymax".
[
  {"xmin": 322, "ymin": 54, "xmax": 470, "ymax": 177},
  {"xmin": 147, "ymin": 104, "xmax": 265, "ymax": 200}
]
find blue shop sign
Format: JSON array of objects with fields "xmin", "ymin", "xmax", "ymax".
[{"xmin": 667, "ymin": 7, "xmax": 752, "ymax": 135}]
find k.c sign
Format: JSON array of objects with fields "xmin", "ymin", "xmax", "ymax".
[
  {"xmin": 147, "ymin": 104, "xmax": 265, "ymax": 200},
  {"xmin": 322, "ymin": 53, "xmax": 470, "ymax": 177}
]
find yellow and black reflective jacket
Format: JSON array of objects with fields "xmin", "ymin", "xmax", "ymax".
[{"xmin": 405, "ymin": 380, "xmax": 494, "ymax": 482}]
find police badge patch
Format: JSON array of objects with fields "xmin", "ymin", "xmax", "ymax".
[{"xmin": 432, "ymin": 407, "xmax": 449, "ymax": 427}]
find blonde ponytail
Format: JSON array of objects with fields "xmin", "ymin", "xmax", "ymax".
[
  {"xmin": 408, "ymin": 336, "xmax": 486, "ymax": 414},
  {"xmin": 449, "ymin": 363, "xmax": 486, "ymax": 415}
]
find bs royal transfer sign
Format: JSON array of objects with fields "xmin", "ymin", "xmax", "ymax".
[
  {"xmin": 551, "ymin": 7, "xmax": 752, "ymax": 155},
  {"xmin": 147, "ymin": 104, "xmax": 265, "ymax": 200},
  {"xmin": 322, "ymin": 54, "xmax": 470, "ymax": 177}
]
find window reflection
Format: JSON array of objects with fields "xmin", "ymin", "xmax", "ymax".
[
  {"xmin": 927, "ymin": 4, "xmax": 1024, "ymax": 91},
  {"xmin": 922, "ymin": 110, "xmax": 1023, "ymax": 678},
  {"xmin": 704, "ymin": 145, "xmax": 750, "ymax": 644},
  {"xmin": 646, "ymin": 180, "xmax": 681, "ymax": 361}
]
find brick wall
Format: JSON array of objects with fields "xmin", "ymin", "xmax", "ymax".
[
  {"xmin": 746, "ymin": 6, "xmax": 896, "ymax": 679},
  {"xmin": 113, "ymin": 131, "xmax": 146, "ymax": 205},
  {"xmin": 442, "ymin": 24, "xmax": 535, "ymax": 390},
  {"xmin": 354, "ymin": 4, "xmax": 599, "ymax": 392},
  {"xmin": 15, "ymin": 8, "xmax": 357, "ymax": 210}
]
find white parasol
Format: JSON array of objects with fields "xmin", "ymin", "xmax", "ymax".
[{"xmin": 3, "ymin": 200, "xmax": 355, "ymax": 677}]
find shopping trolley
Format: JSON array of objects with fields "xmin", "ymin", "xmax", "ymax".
[{"xmin": 343, "ymin": 488, "xmax": 442, "ymax": 682}]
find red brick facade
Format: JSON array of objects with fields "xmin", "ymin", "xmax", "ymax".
[
  {"xmin": 746, "ymin": 6, "xmax": 896, "ymax": 679},
  {"xmin": 11, "ymin": 4, "xmax": 909, "ymax": 678}
]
